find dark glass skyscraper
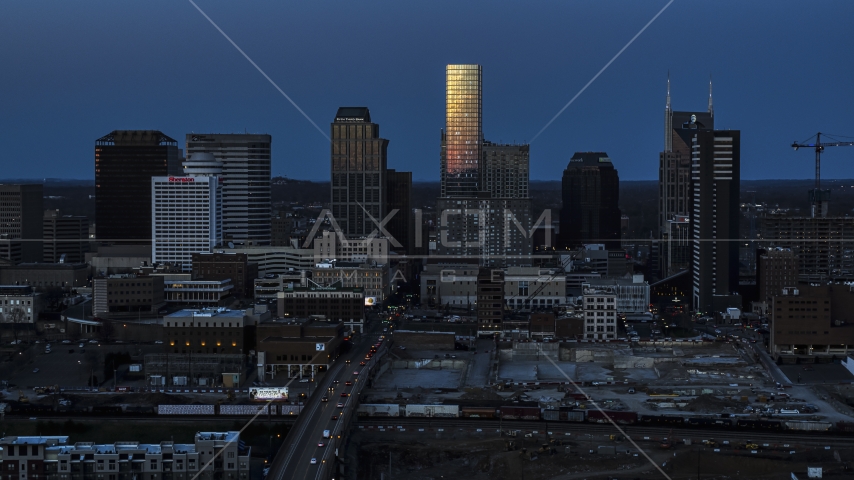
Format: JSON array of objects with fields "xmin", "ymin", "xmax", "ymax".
[
  {"xmin": 95, "ymin": 130, "xmax": 181, "ymax": 244},
  {"xmin": 559, "ymin": 152, "xmax": 621, "ymax": 249},
  {"xmin": 330, "ymin": 107, "xmax": 388, "ymax": 238},
  {"xmin": 385, "ymin": 169, "xmax": 412, "ymax": 254},
  {"xmin": 0, "ymin": 184, "xmax": 43, "ymax": 263}
]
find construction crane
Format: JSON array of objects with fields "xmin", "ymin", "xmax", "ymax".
[{"xmin": 792, "ymin": 132, "xmax": 854, "ymax": 217}]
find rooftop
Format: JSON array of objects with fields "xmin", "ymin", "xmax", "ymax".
[{"xmin": 166, "ymin": 308, "xmax": 245, "ymax": 319}]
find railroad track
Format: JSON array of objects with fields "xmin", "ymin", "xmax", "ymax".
[{"xmin": 354, "ymin": 418, "xmax": 854, "ymax": 448}]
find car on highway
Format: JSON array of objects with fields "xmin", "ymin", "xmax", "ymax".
[
  {"xmin": 88, "ymin": 339, "xmax": 98, "ymax": 344},
  {"xmin": 345, "ymin": 381, "xmax": 352, "ymax": 386},
  {"xmin": 345, "ymin": 359, "xmax": 351, "ymax": 364},
  {"xmin": 331, "ymin": 415, "xmax": 338, "ymax": 420},
  {"xmin": 61, "ymin": 340, "xmax": 71, "ymax": 344},
  {"xmin": 299, "ymin": 378, "xmax": 309, "ymax": 383},
  {"xmin": 78, "ymin": 343, "xmax": 85, "ymax": 348},
  {"xmin": 353, "ymin": 371, "xmax": 360, "ymax": 375},
  {"xmin": 340, "ymin": 392, "xmax": 349, "ymax": 397},
  {"xmin": 310, "ymin": 458, "xmax": 317, "ymax": 465},
  {"xmin": 337, "ymin": 402, "xmax": 344, "ymax": 408},
  {"xmin": 359, "ymin": 361, "xmax": 366, "ymax": 366},
  {"xmin": 317, "ymin": 442, "xmax": 325, "ymax": 447},
  {"xmin": 32, "ymin": 368, "xmax": 39, "ymax": 373},
  {"xmin": 321, "ymin": 396, "xmax": 328, "ymax": 402},
  {"xmin": 332, "ymin": 380, "xmax": 339, "ymax": 384}
]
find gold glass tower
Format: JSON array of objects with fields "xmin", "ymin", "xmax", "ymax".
[{"xmin": 441, "ymin": 64, "xmax": 482, "ymax": 197}]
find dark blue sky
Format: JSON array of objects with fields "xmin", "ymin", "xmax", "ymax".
[{"xmin": 2, "ymin": 0, "xmax": 853, "ymax": 181}]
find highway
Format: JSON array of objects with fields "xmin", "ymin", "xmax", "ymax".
[{"xmin": 268, "ymin": 321, "xmax": 388, "ymax": 480}]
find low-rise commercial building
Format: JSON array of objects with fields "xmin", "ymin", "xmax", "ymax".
[
  {"xmin": 163, "ymin": 278, "xmax": 234, "ymax": 306},
  {"xmin": 191, "ymin": 252, "xmax": 258, "ymax": 299},
  {"xmin": 163, "ymin": 307, "xmax": 265, "ymax": 355},
  {"xmin": 0, "ymin": 263, "xmax": 88, "ymax": 291},
  {"xmin": 213, "ymin": 246, "xmax": 314, "ymax": 276},
  {"xmin": 770, "ymin": 285, "xmax": 854, "ymax": 359},
  {"xmin": 0, "ymin": 285, "xmax": 42, "ymax": 324},
  {"xmin": 277, "ymin": 286, "xmax": 365, "ymax": 333},
  {"xmin": 312, "ymin": 261, "xmax": 389, "ymax": 304},
  {"xmin": 583, "ymin": 275, "xmax": 649, "ymax": 315},
  {"xmin": 254, "ymin": 273, "xmax": 305, "ymax": 302},
  {"xmin": 256, "ymin": 316, "xmax": 346, "ymax": 379},
  {"xmin": 93, "ymin": 275, "xmax": 165, "ymax": 319}
]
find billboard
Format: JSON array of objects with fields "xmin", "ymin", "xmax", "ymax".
[
  {"xmin": 248, "ymin": 387, "xmax": 289, "ymax": 401},
  {"xmin": 365, "ymin": 296, "xmax": 377, "ymax": 306}
]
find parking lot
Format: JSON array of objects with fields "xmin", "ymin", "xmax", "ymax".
[{"xmin": 779, "ymin": 363, "xmax": 854, "ymax": 384}]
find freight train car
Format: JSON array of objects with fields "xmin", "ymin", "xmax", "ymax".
[
  {"xmin": 500, "ymin": 406, "xmax": 541, "ymax": 421},
  {"xmin": 588, "ymin": 410, "xmax": 638, "ymax": 425},
  {"xmin": 735, "ymin": 419, "xmax": 784, "ymax": 430},
  {"xmin": 461, "ymin": 407, "xmax": 498, "ymax": 418},
  {"xmin": 686, "ymin": 417, "xmax": 733, "ymax": 428},
  {"xmin": 640, "ymin": 415, "xmax": 685, "ymax": 426}
]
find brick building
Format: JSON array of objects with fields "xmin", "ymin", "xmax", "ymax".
[
  {"xmin": 256, "ymin": 317, "xmax": 346, "ymax": 379},
  {"xmin": 191, "ymin": 252, "xmax": 258, "ymax": 299},
  {"xmin": 277, "ymin": 286, "xmax": 365, "ymax": 333},
  {"xmin": 93, "ymin": 275, "xmax": 165, "ymax": 319},
  {"xmin": 770, "ymin": 285, "xmax": 854, "ymax": 359}
]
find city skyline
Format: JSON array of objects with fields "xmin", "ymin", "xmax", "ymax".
[{"xmin": 1, "ymin": 1, "xmax": 853, "ymax": 182}]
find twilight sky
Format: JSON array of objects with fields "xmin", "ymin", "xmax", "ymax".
[{"xmin": 1, "ymin": 0, "xmax": 853, "ymax": 182}]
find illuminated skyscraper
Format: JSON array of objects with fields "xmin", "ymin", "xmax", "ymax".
[{"xmin": 441, "ymin": 64, "xmax": 482, "ymax": 197}]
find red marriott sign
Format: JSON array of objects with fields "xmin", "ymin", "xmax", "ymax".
[{"xmin": 168, "ymin": 177, "xmax": 195, "ymax": 182}]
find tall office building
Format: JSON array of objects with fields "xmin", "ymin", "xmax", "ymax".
[
  {"xmin": 0, "ymin": 184, "xmax": 44, "ymax": 263},
  {"xmin": 385, "ymin": 169, "xmax": 412, "ymax": 254},
  {"xmin": 559, "ymin": 152, "xmax": 621, "ymax": 250},
  {"xmin": 329, "ymin": 108, "xmax": 388, "ymax": 238},
  {"xmin": 658, "ymin": 77, "xmax": 714, "ymax": 276},
  {"xmin": 151, "ymin": 154, "xmax": 222, "ymax": 272},
  {"xmin": 186, "ymin": 133, "xmax": 271, "ymax": 246},
  {"xmin": 691, "ymin": 129, "xmax": 740, "ymax": 313},
  {"xmin": 43, "ymin": 210, "xmax": 88, "ymax": 263},
  {"xmin": 95, "ymin": 130, "xmax": 182, "ymax": 244},
  {"xmin": 482, "ymin": 142, "xmax": 530, "ymax": 199},
  {"xmin": 436, "ymin": 65, "xmax": 532, "ymax": 266},
  {"xmin": 441, "ymin": 64, "xmax": 482, "ymax": 198}
]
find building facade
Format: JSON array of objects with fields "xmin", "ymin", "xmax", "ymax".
[
  {"xmin": 770, "ymin": 285, "xmax": 854, "ymax": 359},
  {"xmin": 691, "ymin": 129, "xmax": 740, "ymax": 313},
  {"xmin": 0, "ymin": 184, "xmax": 43, "ymax": 263},
  {"xmin": 311, "ymin": 261, "xmax": 389, "ymax": 304},
  {"xmin": 151, "ymin": 175, "xmax": 221, "ymax": 272},
  {"xmin": 385, "ymin": 169, "xmax": 412, "ymax": 254},
  {"xmin": 582, "ymin": 284, "xmax": 617, "ymax": 340},
  {"xmin": 476, "ymin": 267, "xmax": 503, "ymax": 335},
  {"xmin": 95, "ymin": 131, "xmax": 182, "ymax": 244},
  {"xmin": 482, "ymin": 142, "xmax": 529, "ymax": 199},
  {"xmin": 313, "ymin": 231, "xmax": 389, "ymax": 265},
  {"xmin": 762, "ymin": 215, "xmax": 854, "ymax": 282},
  {"xmin": 757, "ymin": 248, "xmax": 799, "ymax": 304},
  {"xmin": 93, "ymin": 275, "xmax": 165, "ymax": 319},
  {"xmin": 277, "ymin": 286, "xmax": 366, "ymax": 333},
  {"xmin": 191, "ymin": 252, "xmax": 257, "ymax": 299},
  {"xmin": 658, "ymin": 78, "xmax": 714, "ymax": 278},
  {"xmin": 186, "ymin": 134, "xmax": 271, "ymax": 245},
  {"xmin": 0, "ymin": 285, "xmax": 41, "ymax": 324},
  {"xmin": 330, "ymin": 107, "xmax": 388, "ymax": 238},
  {"xmin": 163, "ymin": 308, "xmax": 253, "ymax": 355},
  {"xmin": 583, "ymin": 275, "xmax": 649, "ymax": 315},
  {"xmin": 441, "ymin": 64, "xmax": 482, "ymax": 198},
  {"xmin": 214, "ymin": 246, "xmax": 314, "ymax": 277},
  {"xmin": 43, "ymin": 210, "xmax": 88, "ymax": 264},
  {"xmin": 559, "ymin": 152, "xmax": 621, "ymax": 250},
  {"xmin": 0, "ymin": 432, "xmax": 249, "ymax": 480},
  {"xmin": 0, "ymin": 263, "xmax": 88, "ymax": 291}
]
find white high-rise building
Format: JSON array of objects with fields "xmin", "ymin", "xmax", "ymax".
[
  {"xmin": 582, "ymin": 284, "xmax": 617, "ymax": 340},
  {"xmin": 151, "ymin": 153, "xmax": 223, "ymax": 272},
  {"xmin": 186, "ymin": 134, "xmax": 272, "ymax": 245}
]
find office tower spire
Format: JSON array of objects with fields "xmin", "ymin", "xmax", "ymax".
[
  {"xmin": 665, "ymin": 72, "xmax": 672, "ymax": 152},
  {"xmin": 708, "ymin": 74, "xmax": 714, "ymax": 116}
]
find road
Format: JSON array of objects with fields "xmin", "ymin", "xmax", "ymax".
[{"xmin": 268, "ymin": 320, "xmax": 388, "ymax": 480}]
